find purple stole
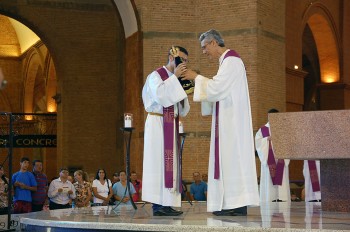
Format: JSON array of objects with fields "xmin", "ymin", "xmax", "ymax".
[
  {"xmin": 156, "ymin": 67, "xmax": 181, "ymax": 192},
  {"xmin": 260, "ymin": 126, "xmax": 284, "ymax": 185},
  {"xmin": 308, "ymin": 160, "xmax": 320, "ymax": 192},
  {"xmin": 214, "ymin": 50, "xmax": 241, "ymax": 179}
]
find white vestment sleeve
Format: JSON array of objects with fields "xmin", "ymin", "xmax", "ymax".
[
  {"xmin": 193, "ymin": 75, "xmax": 213, "ymax": 115},
  {"xmin": 178, "ymin": 98, "xmax": 190, "ymax": 117},
  {"xmin": 193, "ymin": 57, "xmax": 245, "ymax": 103},
  {"xmin": 193, "ymin": 75, "xmax": 209, "ymax": 101},
  {"xmin": 255, "ymin": 126, "xmax": 269, "ymax": 165},
  {"xmin": 143, "ymin": 69, "xmax": 187, "ymax": 112},
  {"xmin": 149, "ymin": 72, "xmax": 187, "ymax": 108},
  {"xmin": 201, "ymin": 102, "xmax": 213, "ymax": 116}
]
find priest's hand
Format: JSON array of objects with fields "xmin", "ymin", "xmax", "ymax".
[
  {"xmin": 174, "ymin": 63, "xmax": 187, "ymax": 78},
  {"xmin": 182, "ymin": 69, "xmax": 198, "ymax": 80}
]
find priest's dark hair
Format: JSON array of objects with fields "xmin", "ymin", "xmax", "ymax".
[
  {"xmin": 199, "ymin": 29, "xmax": 225, "ymax": 47},
  {"xmin": 168, "ymin": 46, "xmax": 188, "ymax": 56},
  {"xmin": 268, "ymin": 108, "xmax": 279, "ymax": 113}
]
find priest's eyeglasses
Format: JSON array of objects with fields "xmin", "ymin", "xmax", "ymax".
[
  {"xmin": 179, "ymin": 57, "xmax": 189, "ymax": 63},
  {"xmin": 201, "ymin": 41, "xmax": 212, "ymax": 50}
]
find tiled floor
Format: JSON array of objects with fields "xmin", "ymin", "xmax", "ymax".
[{"xmin": 17, "ymin": 202, "xmax": 350, "ymax": 231}]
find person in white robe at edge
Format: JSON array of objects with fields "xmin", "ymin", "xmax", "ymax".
[
  {"xmin": 183, "ymin": 29, "xmax": 259, "ymax": 216},
  {"xmin": 303, "ymin": 160, "xmax": 321, "ymax": 202},
  {"xmin": 142, "ymin": 46, "xmax": 190, "ymax": 216},
  {"xmin": 255, "ymin": 108, "xmax": 291, "ymax": 203},
  {"xmin": 0, "ymin": 68, "xmax": 7, "ymax": 90}
]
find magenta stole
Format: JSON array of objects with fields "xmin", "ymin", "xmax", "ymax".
[
  {"xmin": 156, "ymin": 67, "xmax": 182, "ymax": 192},
  {"xmin": 214, "ymin": 50, "xmax": 241, "ymax": 179},
  {"xmin": 260, "ymin": 126, "xmax": 284, "ymax": 185},
  {"xmin": 308, "ymin": 160, "xmax": 321, "ymax": 192}
]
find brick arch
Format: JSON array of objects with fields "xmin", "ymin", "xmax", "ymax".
[
  {"xmin": 0, "ymin": 15, "xmax": 20, "ymax": 56},
  {"xmin": 45, "ymin": 55, "xmax": 57, "ymax": 113},
  {"xmin": 114, "ymin": 0, "xmax": 139, "ymax": 39},
  {"xmin": 0, "ymin": 15, "xmax": 20, "ymax": 111},
  {"xmin": 114, "ymin": 0, "xmax": 144, "ymax": 173},
  {"xmin": 0, "ymin": 1, "xmax": 136, "ymax": 177},
  {"xmin": 302, "ymin": 3, "xmax": 340, "ymax": 83},
  {"xmin": 23, "ymin": 47, "xmax": 45, "ymax": 118}
]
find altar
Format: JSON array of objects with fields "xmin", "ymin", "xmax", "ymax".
[{"xmin": 269, "ymin": 110, "xmax": 350, "ymax": 212}]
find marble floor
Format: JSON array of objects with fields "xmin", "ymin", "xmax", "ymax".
[{"xmin": 12, "ymin": 201, "xmax": 350, "ymax": 231}]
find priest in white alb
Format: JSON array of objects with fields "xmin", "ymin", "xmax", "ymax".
[
  {"xmin": 255, "ymin": 109, "xmax": 291, "ymax": 202},
  {"xmin": 183, "ymin": 29, "xmax": 259, "ymax": 216},
  {"xmin": 142, "ymin": 46, "xmax": 190, "ymax": 216}
]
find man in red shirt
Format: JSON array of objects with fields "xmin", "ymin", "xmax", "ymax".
[
  {"xmin": 31, "ymin": 160, "xmax": 48, "ymax": 212},
  {"xmin": 130, "ymin": 171, "xmax": 142, "ymax": 202}
]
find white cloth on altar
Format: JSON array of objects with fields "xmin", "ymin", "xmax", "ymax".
[
  {"xmin": 193, "ymin": 49, "xmax": 259, "ymax": 212},
  {"xmin": 255, "ymin": 122, "xmax": 291, "ymax": 202},
  {"xmin": 303, "ymin": 160, "xmax": 321, "ymax": 202},
  {"xmin": 142, "ymin": 66, "xmax": 189, "ymax": 207}
]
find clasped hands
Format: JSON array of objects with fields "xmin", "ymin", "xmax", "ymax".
[
  {"xmin": 175, "ymin": 63, "xmax": 198, "ymax": 81},
  {"xmin": 14, "ymin": 181, "xmax": 27, "ymax": 189},
  {"xmin": 57, "ymin": 188, "xmax": 73, "ymax": 194}
]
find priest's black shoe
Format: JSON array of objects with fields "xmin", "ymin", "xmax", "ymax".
[
  {"xmin": 213, "ymin": 206, "xmax": 247, "ymax": 216},
  {"xmin": 212, "ymin": 209, "xmax": 235, "ymax": 216},
  {"xmin": 165, "ymin": 207, "xmax": 183, "ymax": 214},
  {"xmin": 272, "ymin": 199, "xmax": 283, "ymax": 202},
  {"xmin": 153, "ymin": 207, "xmax": 183, "ymax": 216},
  {"xmin": 231, "ymin": 206, "xmax": 247, "ymax": 216}
]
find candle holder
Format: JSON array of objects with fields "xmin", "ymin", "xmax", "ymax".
[{"xmin": 114, "ymin": 127, "xmax": 137, "ymax": 210}]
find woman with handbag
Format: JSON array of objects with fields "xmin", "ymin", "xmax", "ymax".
[{"xmin": 91, "ymin": 169, "xmax": 113, "ymax": 206}]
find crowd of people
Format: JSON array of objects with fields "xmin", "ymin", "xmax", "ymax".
[
  {"xmin": 0, "ymin": 155, "xmax": 211, "ymax": 215},
  {"xmin": 0, "ymin": 157, "xmax": 144, "ymax": 214},
  {"xmin": 0, "ymin": 154, "xmax": 319, "ymax": 215}
]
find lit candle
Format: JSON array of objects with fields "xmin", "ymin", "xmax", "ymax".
[
  {"xmin": 179, "ymin": 121, "xmax": 184, "ymax": 133},
  {"xmin": 124, "ymin": 113, "xmax": 133, "ymax": 128}
]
